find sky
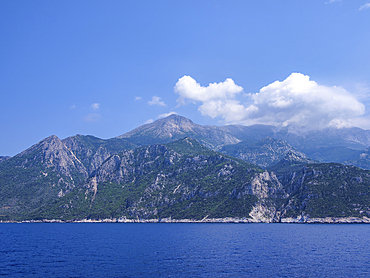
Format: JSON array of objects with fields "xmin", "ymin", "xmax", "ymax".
[{"xmin": 1, "ymin": 0, "xmax": 370, "ymax": 156}]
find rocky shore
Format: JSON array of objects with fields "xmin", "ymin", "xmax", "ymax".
[{"xmin": 2, "ymin": 216, "xmax": 370, "ymax": 224}]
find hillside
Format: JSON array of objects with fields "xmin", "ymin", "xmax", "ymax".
[
  {"xmin": 116, "ymin": 114, "xmax": 241, "ymax": 150},
  {"xmin": 344, "ymin": 147, "xmax": 370, "ymax": 170},
  {"xmin": 0, "ymin": 135, "xmax": 87, "ymax": 219},
  {"xmin": 28, "ymin": 138, "xmax": 283, "ymax": 221},
  {"xmin": 117, "ymin": 114, "xmax": 370, "ymax": 164},
  {"xmin": 2, "ymin": 115, "xmax": 370, "ymax": 223},
  {"xmin": 221, "ymin": 137, "xmax": 310, "ymax": 168}
]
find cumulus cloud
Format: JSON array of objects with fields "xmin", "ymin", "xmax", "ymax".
[
  {"xmin": 247, "ymin": 73, "xmax": 365, "ymax": 130},
  {"xmin": 175, "ymin": 76, "xmax": 245, "ymax": 122},
  {"xmin": 149, "ymin": 96, "xmax": 167, "ymax": 106},
  {"xmin": 158, "ymin": 111, "xmax": 177, "ymax": 119},
  {"xmin": 174, "ymin": 73, "xmax": 366, "ymax": 131},
  {"xmin": 175, "ymin": 76, "xmax": 243, "ymax": 104},
  {"xmin": 359, "ymin": 3, "xmax": 370, "ymax": 10},
  {"xmin": 135, "ymin": 96, "xmax": 142, "ymax": 101},
  {"xmin": 91, "ymin": 103, "xmax": 100, "ymax": 110}
]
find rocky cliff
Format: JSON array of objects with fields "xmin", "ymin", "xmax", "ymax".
[
  {"xmin": 32, "ymin": 138, "xmax": 272, "ymax": 221},
  {"xmin": 2, "ymin": 115, "xmax": 370, "ymax": 223},
  {"xmin": 0, "ymin": 135, "xmax": 87, "ymax": 218}
]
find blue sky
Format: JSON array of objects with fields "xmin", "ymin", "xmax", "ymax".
[{"xmin": 1, "ymin": 0, "xmax": 370, "ymax": 156}]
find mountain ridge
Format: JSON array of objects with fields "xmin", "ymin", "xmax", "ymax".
[
  {"xmin": 6, "ymin": 137, "xmax": 370, "ymax": 223},
  {"xmin": 116, "ymin": 114, "xmax": 370, "ymax": 163},
  {"xmin": 2, "ymin": 115, "xmax": 370, "ymax": 223},
  {"xmin": 4, "ymin": 114, "xmax": 370, "ymax": 165},
  {"xmin": 117, "ymin": 114, "xmax": 241, "ymax": 149}
]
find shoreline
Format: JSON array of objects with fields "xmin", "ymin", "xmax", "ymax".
[{"xmin": 2, "ymin": 216, "xmax": 370, "ymax": 224}]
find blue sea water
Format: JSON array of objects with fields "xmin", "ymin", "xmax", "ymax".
[{"xmin": 1, "ymin": 223, "xmax": 370, "ymax": 277}]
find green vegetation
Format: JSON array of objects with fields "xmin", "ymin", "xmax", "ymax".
[
  {"xmin": 280, "ymin": 163, "xmax": 370, "ymax": 218},
  {"xmin": 2, "ymin": 134, "xmax": 370, "ymax": 222},
  {"xmin": 26, "ymin": 138, "xmax": 262, "ymax": 221},
  {"xmin": 0, "ymin": 149, "xmax": 84, "ymax": 221}
]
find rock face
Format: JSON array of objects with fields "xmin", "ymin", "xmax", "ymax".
[
  {"xmin": 40, "ymin": 138, "xmax": 267, "ymax": 221},
  {"xmin": 19, "ymin": 135, "xmax": 88, "ymax": 180},
  {"xmin": 5, "ymin": 137, "xmax": 366, "ymax": 224},
  {"xmin": 0, "ymin": 134, "xmax": 141, "ymax": 220},
  {"xmin": 62, "ymin": 134, "xmax": 137, "ymax": 174},
  {"xmin": 2, "ymin": 115, "xmax": 370, "ymax": 222},
  {"xmin": 0, "ymin": 135, "xmax": 88, "ymax": 219}
]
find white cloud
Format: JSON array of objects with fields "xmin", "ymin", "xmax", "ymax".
[
  {"xmin": 91, "ymin": 103, "xmax": 100, "ymax": 110},
  {"xmin": 174, "ymin": 73, "xmax": 366, "ymax": 131},
  {"xmin": 325, "ymin": 0, "xmax": 342, "ymax": 4},
  {"xmin": 349, "ymin": 115, "xmax": 370, "ymax": 130},
  {"xmin": 175, "ymin": 76, "xmax": 243, "ymax": 104},
  {"xmin": 70, "ymin": 105, "xmax": 76, "ymax": 109},
  {"xmin": 149, "ymin": 96, "xmax": 167, "ymax": 106},
  {"xmin": 84, "ymin": 113, "xmax": 101, "ymax": 122},
  {"xmin": 359, "ymin": 3, "xmax": 370, "ymax": 10},
  {"xmin": 144, "ymin": 119, "xmax": 154, "ymax": 124},
  {"xmin": 175, "ymin": 76, "xmax": 245, "ymax": 122},
  {"xmin": 135, "ymin": 96, "xmax": 142, "ymax": 101},
  {"xmin": 158, "ymin": 111, "xmax": 177, "ymax": 119},
  {"xmin": 247, "ymin": 73, "xmax": 365, "ymax": 130}
]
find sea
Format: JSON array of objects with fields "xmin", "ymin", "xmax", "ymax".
[{"xmin": 1, "ymin": 223, "xmax": 370, "ymax": 277}]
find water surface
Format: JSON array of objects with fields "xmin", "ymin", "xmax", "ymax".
[{"xmin": 1, "ymin": 223, "xmax": 369, "ymax": 277}]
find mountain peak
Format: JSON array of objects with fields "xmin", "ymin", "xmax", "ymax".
[
  {"xmin": 19, "ymin": 135, "xmax": 62, "ymax": 156},
  {"xmin": 164, "ymin": 113, "xmax": 193, "ymax": 122},
  {"xmin": 117, "ymin": 114, "xmax": 197, "ymax": 140},
  {"xmin": 14, "ymin": 134, "xmax": 88, "ymax": 180},
  {"xmin": 116, "ymin": 115, "xmax": 241, "ymax": 149}
]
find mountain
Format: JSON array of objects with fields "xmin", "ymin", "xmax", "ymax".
[
  {"xmin": 2, "ymin": 115, "xmax": 370, "ymax": 223},
  {"xmin": 30, "ymin": 138, "xmax": 287, "ymax": 221},
  {"xmin": 271, "ymin": 127, "xmax": 370, "ymax": 163},
  {"xmin": 0, "ymin": 135, "xmax": 88, "ymax": 219},
  {"xmin": 303, "ymin": 146, "xmax": 362, "ymax": 163},
  {"xmin": 267, "ymin": 151, "xmax": 317, "ymax": 173},
  {"xmin": 344, "ymin": 147, "xmax": 370, "ymax": 170},
  {"xmin": 20, "ymin": 138, "xmax": 370, "ymax": 223},
  {"xmin": 62, "ymin": 134, "xmax": 138, "ymax": 174},
  {"xmin": 276, "ymin": 126, "xmax": 370, "ymax": 151},
  {"xmin": 117, "ymin": 114, "xmax": 370, "ymax": 164},
  {"xmin": 221, "ymin": 137, "xmax": 310, "ymax": 168},
  {"xmin": 279, "ymin": 163, "xmax": 370, "ymax": 220},
  {"xmin": 0, "ymin": 156, "xmax": 10, "ymax": 163},
  {"xmin": 222, "ymin": 125, "xmax": 370, "ymax": 163},
  {"xmin": 116, "ymin": 114, "xmax": 241, "ymax": 150},
  {"xmin": 0, "ymin": 134, "xmax": 137, "ymax": 219}
]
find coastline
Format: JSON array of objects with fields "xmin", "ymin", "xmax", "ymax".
[{"xmin": 2, "ymin": 216, "xmax": 370, "ymax": 224}]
